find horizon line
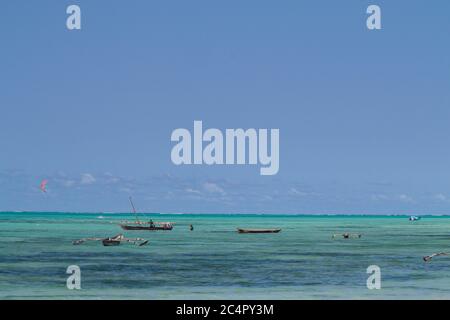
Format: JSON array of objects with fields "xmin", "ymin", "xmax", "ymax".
[{"xmin": 1, "ymin": 211, "xmax": 450, "ymax": 217}]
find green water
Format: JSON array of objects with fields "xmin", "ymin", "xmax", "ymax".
[{"xmin": 1, "ymin": 212, "xmax": 450, "ymax": 299}]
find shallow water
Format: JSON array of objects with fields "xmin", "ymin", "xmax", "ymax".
[{"xmin": 1, "ymin": 212, "xmax": 450, "ymax": 299}]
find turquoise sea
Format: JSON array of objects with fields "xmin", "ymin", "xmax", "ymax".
[{"xmin": 1, "ymin": 212, "xmax": 450, "ymax": 300}]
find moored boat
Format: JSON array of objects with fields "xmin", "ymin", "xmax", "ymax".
[
  {"xmin": 120, "ymin": 222, "xmax": 173, "ymax": 231},
  {"xmin": 102, "ymin": 235, "xmax": 123, "ymax": 246},
  {"xmin": 72, "ymin": 234, "xmax": 149, "ymax": 247},
  {"xmin": 119, "ymin": 197, "xmax": 174, "ymax": 231},
  {"xmin": 237, "ymin": 228, "xmax": 281, "ymax": 234}
]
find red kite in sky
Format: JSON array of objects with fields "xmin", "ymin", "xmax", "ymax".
[{"xmin": 40, "ymin": 179, "xmax": 48, "ymax": 193}]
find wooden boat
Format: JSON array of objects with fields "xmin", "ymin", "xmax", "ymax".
[
  {"xmin": 119, "ymin": 197, "xmax": 174, "ymax": 231},
  {"xmin": 237, "ymin": 228, "xmax": 281, "ymax": 234},
  {"xmin": 72, "ymin": 234, "xmax": 149, "ymax": 247},
  {"xmin": 120, "ymin": 222, "xmax": 173, "ymax": 231},
  {"xmin": 102, "ymin": 234, "xmax": 124, "ymax": 246},
  {"xmin": 424, "ymin": 252, "xmax": 449, "ymax": 262}
]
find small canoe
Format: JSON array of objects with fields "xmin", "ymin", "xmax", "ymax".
[
  {"xmin": 102, "ymin": 239, "xmax": 122, "ymax": 246},
  {"xmin": 102, "ymin": 234, "xmax": 124, "ymax": 246},
  {"xmin": 237, "ymin": 228, "xmax": 281, "ymax": 234},
  {"xmin": 73, "ymin": 234, "xmax": 149, "ymax": 247}
]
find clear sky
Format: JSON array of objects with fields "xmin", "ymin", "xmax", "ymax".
[{"xmin": 1, "ymin": 0, "xmax": 450, "ymax": 214}]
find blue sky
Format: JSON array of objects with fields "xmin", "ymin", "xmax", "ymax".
[{"xmin": 1, "ymin": 1, "xmax": 450, "ymax": 214}]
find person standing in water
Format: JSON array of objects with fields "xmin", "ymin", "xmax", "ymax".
[{"xmin": 190, "ymin": 224, "xmax": 194, "ymax": 231}]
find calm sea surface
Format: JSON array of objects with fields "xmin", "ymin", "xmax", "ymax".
[{"xmin": 1, "ymin": 212, "xmax": 450, "ymax": 299}]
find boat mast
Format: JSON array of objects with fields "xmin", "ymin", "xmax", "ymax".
[{"xmin": 129, "ymin": 196, "xmax": 140, "ymax": 223}]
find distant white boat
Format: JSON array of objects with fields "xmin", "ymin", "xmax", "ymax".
[{"xmin": 409, "ymin": 216, "xmax": 421, "ymax": 221}]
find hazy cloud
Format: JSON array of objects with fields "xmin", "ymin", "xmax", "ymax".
[
  {"xmin": 398, "ymin": 194, "xmax": 414, "ymax": 203},
  {"xmin": 289, "ymin": 188, "xmax": 310, "ymax": 197},
  {"xmin": 80, "ymin": 173, "xmax": 96, "ymax": 185},
  {"xmin": 185, "ymin": 188, "xmax": 202, "ymax": 195},
  {"xmin": 202, "ymin": 182, "xmax": 226, "ymax": 195},
  {"xmin": 2, "ymin": 169, "xmax": 450, "ymax": 214},
  {"xmin": 434, "ymin": 193, "xmax": 449, "ymax": 202},
  {"xmin": 371, "ymin": 194, "xmax": 389, "ymax": 201},
  {"xmin": 63, "ymin": 180, "xmax": 76, "ymax": 187}
]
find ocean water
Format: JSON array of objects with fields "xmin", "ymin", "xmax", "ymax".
[{"xmin": 1, "ymin": 212, "xmax": 450, "ymax": 300}]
